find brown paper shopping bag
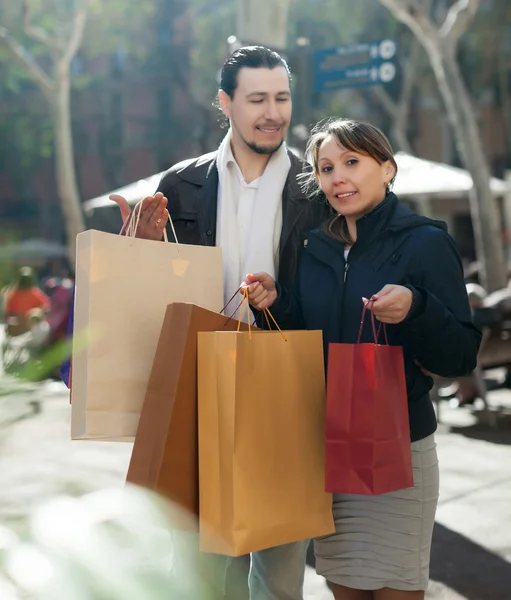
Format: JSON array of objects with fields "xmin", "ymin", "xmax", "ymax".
[
  {"xmin": 197, "ymin": 319, "xmax": 334, "ymax": 556},
  {"xmin": 126, "ymin": 303, "xmax": 248, "ymax": 524},
  {"xmin": 71, "ymin": 230, "xmax": 223, "ymax": 441}
]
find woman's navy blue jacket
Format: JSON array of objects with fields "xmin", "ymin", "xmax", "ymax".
[{"xmin": 270, "ymin": 193, "xmax": 481, "ymax": 442}]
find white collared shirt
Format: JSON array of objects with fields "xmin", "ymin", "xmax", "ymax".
[{"xmin": 217, "ymin": 146, "xmax": 261, "ymax": 273}]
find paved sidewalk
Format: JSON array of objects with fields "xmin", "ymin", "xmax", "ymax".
[{"xmin": 0, "ymin": 378, "xmax": 510, "ymax": 599}]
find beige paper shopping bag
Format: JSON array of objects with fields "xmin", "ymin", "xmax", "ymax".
[
  {"xmin": 198, "ymin": 327, "xmax": 335, "ymax": 556},
  {"xmin": 71, "ymin": 230, "xmax": 223, "ymax": 441}
]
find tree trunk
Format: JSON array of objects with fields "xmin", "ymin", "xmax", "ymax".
[
  {"xmin": 372, "ymin": 86, "xmax": 414, "ymax": 154},
  {"xmin": 236, "ymin": 0, "xmax": 292, "ymax": 49},
  {"xmin": 52, "ymin": 62, "xmax": 86, "ymax": 266},
  {"xmin": 427, "ymin": 40, "xmax": 506, "ymax": 291},
  {"xmin": 378, "ymin": 0, "xmax": 507, "ymax": 292},
  {"xmin": 498, "ymin": 50, "xmax": 511, "ymax": 164}
]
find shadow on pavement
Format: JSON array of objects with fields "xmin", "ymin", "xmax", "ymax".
[
  {"xmin": 450, "ymin": 410, "xmax": 511, "ymax": 446},
  {"xmin": 431, "ymin": 523, "xmax": 511, "ymax": 600}
]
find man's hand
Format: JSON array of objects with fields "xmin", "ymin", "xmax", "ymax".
[
  {"xmin": 363, "ymin": 284, "xmax": 413, "ymax": 324},
  {"xmin": 241, "ymin": 273, "xmax": 277, "ymax": 310},
  {"xmin": 110, "ymin": 193, "xmax": 169, "ymax": 241}
]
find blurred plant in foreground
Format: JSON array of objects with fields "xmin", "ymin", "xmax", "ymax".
[
  {"xmin": 0, "ymin": 331, "xmax": 229, "ymax": 599},
  {"xmin": 0, "ymin": 485, "xmax": 224, "ymax": 600}
]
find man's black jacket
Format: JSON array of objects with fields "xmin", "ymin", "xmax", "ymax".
[{"xmin": 156, "ymin": 149, "xmax": 332, "ymax": 290}]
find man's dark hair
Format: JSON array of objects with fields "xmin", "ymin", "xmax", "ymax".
[{"xmin": 219, "ymin": 46, "xmax": 291, "ymax": 98}]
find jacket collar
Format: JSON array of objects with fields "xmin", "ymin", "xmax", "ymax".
[
  {"xmin": 354, "ymin": 192, "xmax": 398, "ymax": 247},
  {"xmin": 174, "ymin": 147, "xmax": 307, "ymax": 193},
  {"xmin": 306, "ymin": 193, "xmax": 402, "ymax": 265},
  {"xmin": 175, "ymin": 151, "xmax": 218, "ymax": 185},
  {"xmin": 173, "ymin": 146, "xmax": 311, "ymax": 250}
]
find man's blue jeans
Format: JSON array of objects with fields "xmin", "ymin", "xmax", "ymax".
[
  {"xmin": 214, "ymin": 540, "xmax": 309, "ymax": 600},
  {"xmin": 249, "ymin": 540, "xmax": 309, "ymax": 600}
]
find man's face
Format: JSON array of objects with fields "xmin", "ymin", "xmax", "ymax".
[{"xmin": 219, "ymin": 66, "xmax": 292, "ymax": 155}]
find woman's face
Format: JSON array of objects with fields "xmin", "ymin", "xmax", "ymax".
[{"xmin": 317, "ymin": 134, "xmax": 395, "ymax": 220}]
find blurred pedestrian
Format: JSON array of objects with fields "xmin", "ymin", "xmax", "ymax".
[
  {"xmin": 5, "ymin": 267, "xmax": 50, "ymax": 336},
  {"xmin": 27, "ymin": 307, "xmax": 50, "ymax": 355}
]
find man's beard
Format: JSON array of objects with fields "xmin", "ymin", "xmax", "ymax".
[
  {"xmin": 232, "ymin": 122, "xmax": 286, "ymax": 155},
  {"xmin": 244, "ymin": 138, "xmax": 285, "ymax": 155}
]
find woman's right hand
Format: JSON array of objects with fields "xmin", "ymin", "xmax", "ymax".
[{"xmin": 241, "ymin": 273, "xmax": 277, "ymax": 310}]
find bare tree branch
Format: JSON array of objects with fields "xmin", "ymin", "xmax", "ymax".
[
  {"xmin": 439, "ymin": 0, "xmax": 480, "ymax": 43},
  {"xmin": 399, "ymin": 38, "xmax": 421, "ymax": 106},
  {"xmin": 373, "ymin": 85, "xmax": 398, "ymax": 118},
  {"xmin": 379, "ymin": 0, "xmax": 438, "ymax": 47},
  {"xmin": 0, "ymin": 27, "xmax": 54, "ymax": 101},
  {"xmin": 379, "ymin": 0, "xmax": 430, "ymax": 30},
  {"xmin": 62, "ymin": 4, "xmax": 89, "ymax": 66},
  {"xmin": 22, "ymin": 0, "xmax": 61, "ymax": 51},
  {"xmin": 371, "ymin": 39, "xmax": 422, "ymax": 154}
]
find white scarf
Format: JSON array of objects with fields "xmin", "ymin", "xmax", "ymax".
[{"xmin": 216, "ymin": 130, "xmax": 291, "ymax": 317}]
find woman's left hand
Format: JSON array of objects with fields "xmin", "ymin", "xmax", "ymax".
[{"xmin": 363, "ymin": 284, "xmax": 413, "ymax": 324}]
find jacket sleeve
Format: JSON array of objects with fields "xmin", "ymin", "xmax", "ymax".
[{"xmin": 397, "ymin": 228, "xmax": 481, "ymax": 378}]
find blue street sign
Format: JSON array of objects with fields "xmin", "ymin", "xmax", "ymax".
[
  {"xmin": 315, "ymin": 62, "xmax": 397, "ymax": 92},
  {"xmin": 313, "ymin": 39, "xmax": 398, "ymax": 92}
]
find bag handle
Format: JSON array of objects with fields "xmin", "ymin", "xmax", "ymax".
[
  {"xmin": 376, "ymin": 320, "xmax": 389, "ymax": 345},
  {"xmin": 261, "ymin": 303, "xmax": 287, "ymax": 341},
  {"xmin": 237, "ymin": 289, "xmax": 252, "ymax": 337},
  {"xmin": 356, "ymin": 301, "xmax": 388, "ymax": 345},
  {"xmin": 222, "ymin": 287, "xmax": 287, "ymax": 341},
  {"xmin": 119, "ymin": 200, "xmax": 178, "ymax": 244}
]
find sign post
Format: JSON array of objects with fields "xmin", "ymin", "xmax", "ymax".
[{"xmin": 314, "ymin": 39, "xmax": 398, "ymax": 93}]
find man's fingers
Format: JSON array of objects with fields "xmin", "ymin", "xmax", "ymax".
[
  {"xmin": 139, "ymin": 194, "xmax": 166, "ymax": 223},
  {"xmin": 109, "ymin": 194, "xmax": 131, "ymax": 222},
  {"xmin": 157, "ymin": 208, "xmax": 169, "ymax": 238}
]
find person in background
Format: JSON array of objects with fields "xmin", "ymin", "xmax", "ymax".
[
  {"xmin": 26, "ymin": 307, "xmax": 51, "ymax": 356},
  {"xmin": 47, "ymin": 277, "xmax": 74, "ymax": 344},
  {"xmin": 243, "ymin": 118, "xmax": 480, "ymax": 600},
  {"xmin": 5, "ymin": 267, "xmax": 50, "ymax": 336}
]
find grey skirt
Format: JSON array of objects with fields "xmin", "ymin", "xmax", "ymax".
[{"xmin": 314, "ymin": 434, "xmax": 439, "ymax": 592}]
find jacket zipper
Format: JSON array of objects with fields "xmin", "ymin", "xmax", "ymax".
[{"xmin": 340, "ymin": 260, "xmax": 350, "ymax": 340}]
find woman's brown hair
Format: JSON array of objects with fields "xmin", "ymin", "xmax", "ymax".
[{"xmin": 301, "ymin": 118, "xmax": 398, "ymax": 244}]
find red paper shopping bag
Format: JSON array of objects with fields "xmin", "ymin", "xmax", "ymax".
[{"xmin": 325, "ymin": 304, "xmax": 413, "ymax": 495}]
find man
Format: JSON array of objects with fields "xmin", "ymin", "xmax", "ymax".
[{"xmin": 112, "ymin": 46, "xmax": 331, "ymax": 600}]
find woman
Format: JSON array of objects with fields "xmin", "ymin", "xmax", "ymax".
[{"xmin": 242, "ymin": 119, "xmax": 480, "ymax": 600}]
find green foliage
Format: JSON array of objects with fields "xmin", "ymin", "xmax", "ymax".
[
  {"xmin": 0, "ymin": 485, "xmax": 228, "ymax": 599},
  {"xmin": 189, "ymin": 0, "xmax": 236, "ymax": 111},
  {"xmin": 0, "ymin": 0, "xmax": 158, "ymax": 213},
  {"xmin": 85, "ymin": 0, "xmax": 156, "ymax": 62},
  {"xmin": 459, "ymin": 0, "xmax": 511, "ymax": 94}
]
